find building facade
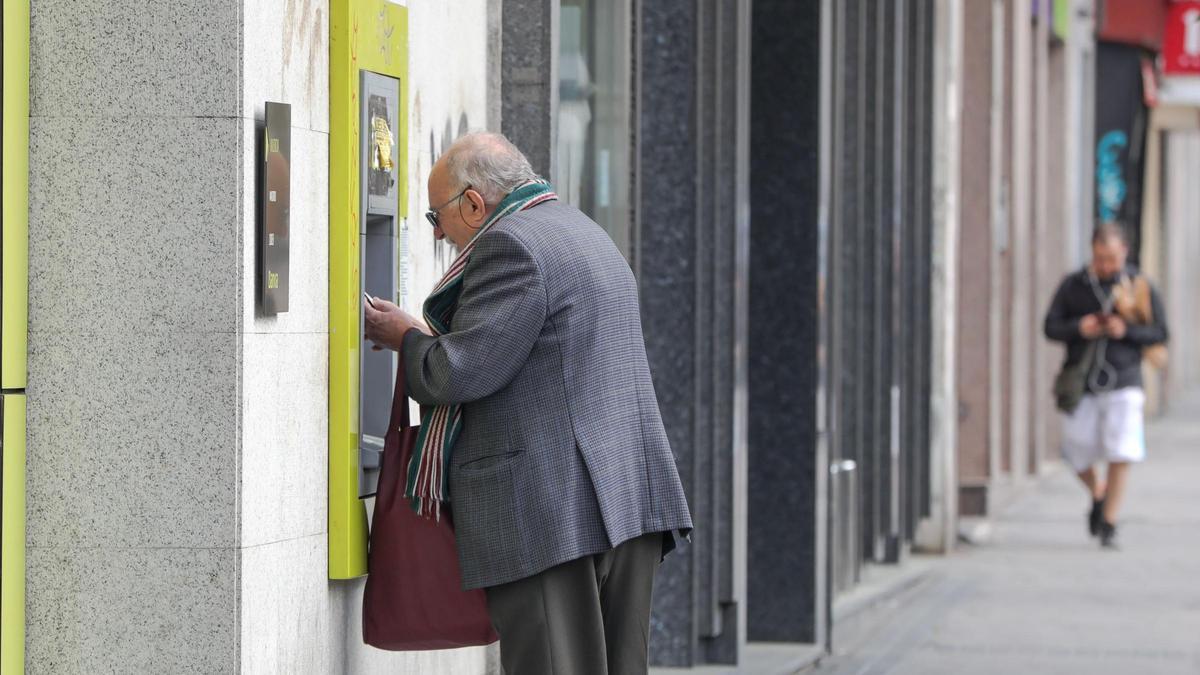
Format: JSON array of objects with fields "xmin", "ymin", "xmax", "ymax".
[{"xmin": 2, "ymin": 0, "xmax": 1199, "ymax": 673}]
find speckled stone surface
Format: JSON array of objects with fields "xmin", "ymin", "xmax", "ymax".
[
  {"xmin": 29, "ymin": 0, "xmax": 239, "ymax": 118},
  {"xmin": 747, "ymin": 0, "xmax": 823, "ymax": 643},
  {"xmin": 25, "ymin": 546, "xmax": 237, "ymax": 675},
  {"xmin": 242, "ymin": 0, "xmax": 330, "ymax": 132},
  {"xmin": 25, "ymin": 331, "xmax": 238, "ymax": 549},
  {"xmin": 241, "ymin": 120, "xmax": 329, "ymax": 334},
  {"xmin": 638, "ymin": 1, "xmax": 699, "ymax": 667},
  {"xmin": 239, "ymin": 332, "xmax": 327, "ymax": 548},
  {"xmin": 500, "ymin": 0, "xmax": 554, "ymax": 176},
  {"xmin": 28, "ymin": 116, "xmax": 240, "ymax": 336}
]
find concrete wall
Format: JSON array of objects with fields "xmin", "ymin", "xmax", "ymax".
[
  {"xmin": 1006, "ymin": 0, "xmax": 1034, "ymax": 485},
  {"xmin": 956, "ymin": 0, "xmax": 995, "ymax": 516},
  {"xmin": 916, "ymin": 0, "xmax": 961, "ymax": 553},
  {"xmin": 26, "ymin": 0, "xmax": 495, "ymax": 671},
  {"xmin": 1162, "ymin": 131, "xmax": 1200, "ymax": 402},
  {"xmin": 1139, "ymin": 108, "xmax": 1200, "ymax": 415}
]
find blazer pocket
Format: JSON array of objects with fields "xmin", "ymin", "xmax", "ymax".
[
  {"xmin": 457, "ymin": 449, "xmax": 522, "ymax": 472},
  {"xmin": 451, "ymin": 456, "xmax": 521, "ymax": 567}
]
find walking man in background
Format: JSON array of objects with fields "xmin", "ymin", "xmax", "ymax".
[
  {"xmin": 1044, "ymin": 222, "xmax": 1169, "ymax": 549},
  {"xmin": 364, "ymin": 132, "xmax": 693, "ymax": 674}
]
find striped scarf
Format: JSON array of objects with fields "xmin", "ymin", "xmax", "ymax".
[{"xmin": 406, "ymin": 180, "xmax": 558, "ymax": 517}]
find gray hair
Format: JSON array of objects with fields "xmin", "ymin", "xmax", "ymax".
[{"xmin": 442, "ymin": 132, "xmax": 539, "ymax": 204}]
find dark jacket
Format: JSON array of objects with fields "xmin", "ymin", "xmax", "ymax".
[
  {"xmin": 1043, "ymin": 266, "xmax": 1169, "ymax": 393},
  {"xmin": 402, "ymin": 200, "xmax": 694, "ymax": 590}
]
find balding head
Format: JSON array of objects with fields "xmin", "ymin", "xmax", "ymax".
[
  {"xmin": 436, "ymin": 132, "xmax": 538, "ymax": 205},
  {"xmin": 426, "ymin": 132, "xmax": 539, "ymax": 248}
]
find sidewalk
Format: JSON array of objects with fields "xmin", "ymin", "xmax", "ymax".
[{"xmin": 817, "ymin": 391, "xmax": 1200, "ymax": 675}]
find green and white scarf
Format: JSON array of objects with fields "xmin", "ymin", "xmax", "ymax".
[{"xmin": 407, "ymin": 180, "xmax": 557, "ymax": 516}]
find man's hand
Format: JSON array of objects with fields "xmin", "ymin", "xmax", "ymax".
[
  {"xmin": 1104, "ymin": 314, "xmax": 1127, "ymax": 340},
  {"xmin": 363, "ymin": 296, "xmax": 432, "ymax": 351},
  {"xmin": 1079, "ymin": 314, "xmax": 1105, "ymax": 339}
]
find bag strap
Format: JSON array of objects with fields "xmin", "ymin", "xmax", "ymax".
[{"xmin": 388, "ymin": 343, "xmax": 411, "ymax": 431}]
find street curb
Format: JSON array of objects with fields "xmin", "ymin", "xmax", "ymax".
[
  {"xmin": 828, "ymin": 558, "xmax": 939, "ymax": 658},
  {"xmin": 832, "ymin": 559, "xmax": 937, "ymax": 624}
]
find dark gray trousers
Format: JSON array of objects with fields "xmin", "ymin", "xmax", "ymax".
[{"xmin": 484, "ymin": 532, "xmax": 663, "ymax": 675}]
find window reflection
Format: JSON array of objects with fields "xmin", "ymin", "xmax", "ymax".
[{"xmin": 556, "ymin": 0, "xmax": 632, "ymax": 256}]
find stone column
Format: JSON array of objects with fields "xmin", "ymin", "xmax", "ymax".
[
  {"xmin": 638, "ymin": 0, "xmax": 749, "ymax": 666},
  {"xmin": 746, "ymin": 0, "xmax": 824, "ymax": 645},
  {"xmin": 915, "ymin": 0, "xmax": 961, "ymax": 553},
  {"xmin": 956, "ymin": 0, "xmax": 996, "ymax": 517}
]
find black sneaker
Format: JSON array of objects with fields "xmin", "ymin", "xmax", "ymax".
[
  {"xmin": 1099, "ymin": 521, "xmax": 1119, "ymax": 549},
  {"xmin": 1089, "ymin": 498, "xmax": 1106, "ymax": 537}
]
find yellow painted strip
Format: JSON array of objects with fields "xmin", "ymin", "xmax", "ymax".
[
  {"xmin": 2, "ymin": 395, "xmax": 27, "ymax": 675},
  {"xmin": 329, "ymin": 0, "xmax": 408, "ymax": 580},
  {"xmin": 2, "ymin": 1, "xmax": 30, "ymax": 671},
  {"xmin": 2, "ymin": 0, "xmax": 30, "ymax": 391}
]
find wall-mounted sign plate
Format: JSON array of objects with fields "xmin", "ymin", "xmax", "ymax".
[{"xmin": 260, "ymin": 101, "xmax": 291, "ymax": 314}]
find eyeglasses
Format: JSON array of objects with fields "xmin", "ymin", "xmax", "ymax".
[{"xmin": 424, "ymin": 185, "xmax": 471, "ymax": 229}]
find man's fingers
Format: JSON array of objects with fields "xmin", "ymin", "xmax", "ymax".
[{"xmin": 372, "ymin": 297, "xmax": 400, "ymax": 312}]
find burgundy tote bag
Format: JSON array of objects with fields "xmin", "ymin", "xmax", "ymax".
[{"xmin": 362, "ymin": 350, "xmax": 499, "ymax": 650}]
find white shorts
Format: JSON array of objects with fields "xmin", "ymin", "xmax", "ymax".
[{"xmin": 1060, "ymin": 387, "xmax": 1146, "ymax": 472}]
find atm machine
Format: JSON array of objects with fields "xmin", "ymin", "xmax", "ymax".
[
  {"xmin": 328, "ymin": 0, "xmax": 408, "ymax": 580},
  {"xmin": 357, "ymin": 72, "xmax": 401, "ymax": 500}
]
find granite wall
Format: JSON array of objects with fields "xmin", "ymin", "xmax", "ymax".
[
  {"xmin": 633, "ymin": 0, "xmax": 754, "ymax": 666},
  {"xmin": 746, "ymin": 0, "xmax": 823, "ymax": 645},
  {"xmin": 26, "ymin": 1, "xmax": 242, "ymax": 670},
  {"xmin": 26, "ymin": 0, "xmax": 495, "ymax": 672}
]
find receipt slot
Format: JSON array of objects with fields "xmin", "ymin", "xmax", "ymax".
[{"xmin": 358, "ymin": 72, "xmax": 400, "ymax": 499}]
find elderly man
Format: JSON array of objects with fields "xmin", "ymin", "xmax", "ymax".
[
  {"xmin": 1044, "ymin": 222, "xmax": 1168, "ymax": 549},
  {"xmin": 364, "ymin": 132, "xmax": 692, "ymax": 674}
]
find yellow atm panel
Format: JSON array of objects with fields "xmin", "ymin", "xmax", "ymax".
[
  {"xmin": 1, "ymin": 396, "xmax": 26, "ymax": 675},
  {"xmin": 1, "ymin": 0, "xmax": 30, "ymax": 671},
  {"xmin": 329, "ymin": 0, "xmax": 408, "ymax": 580}
]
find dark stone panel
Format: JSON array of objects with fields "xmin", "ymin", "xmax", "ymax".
[
  {"xmin": 846, "ymin": 0, "xmax": 869, "ymax": 573},
  {"xmin": 902, "ymin": 0, "xmax": 933, "ymax": 540},
  {"xmin": 916, "ymin": 0, "xmax": 935, "ymax": 521},
  {"xmin": 833, "ymin": 0, "xmax": 864, "ymax": 589},
  {"xmin": 747, "ymin": 0, "xmax": 822, "ymax": 643},
  {"xmin": 501, "ymin": 0, "xmax": 555, "ymax": 176},
  {"xmin": 703, "ymin": 0, "xmax": 743, "ymax": 664},
  {"xmin": 859, "ymin": 0, "xmax": 882, "ymax": 561},
  {"xmin": 876, "ymin": 0, "xmax": 899, "ymax": 561},
  {"xmin": 902, "ymin": 0, "xmax": 921, "ymax": 533},
  {"xmin": 640, "ymin": 0, "xmax": 700, "ymax": 667},
  {"xmin": 694, "ymin": 0, "xmax": 718, "ymax": 654}
]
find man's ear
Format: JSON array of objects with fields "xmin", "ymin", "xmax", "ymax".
[{"xmin": 466, "ymin": 189, "xmax": 487, "ymax": 222}]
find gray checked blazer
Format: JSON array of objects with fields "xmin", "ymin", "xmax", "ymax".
[{"xmin": 402, "ymin": 199, "xmax": 693, "ymax": 590}]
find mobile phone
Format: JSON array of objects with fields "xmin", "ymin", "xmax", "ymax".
[{"xmin": 363, "ymin": 292, "xmax": 376, "ymax": 309}]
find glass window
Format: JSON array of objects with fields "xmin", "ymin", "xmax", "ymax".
[{"xmin": 555, "ymin": 0, "xmax": 633, "ymax": 255}]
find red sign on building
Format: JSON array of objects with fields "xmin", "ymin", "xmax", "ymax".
[{"xmin": 1164, "ymin": 1, "xmax": 1200, "ymax": 75}]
